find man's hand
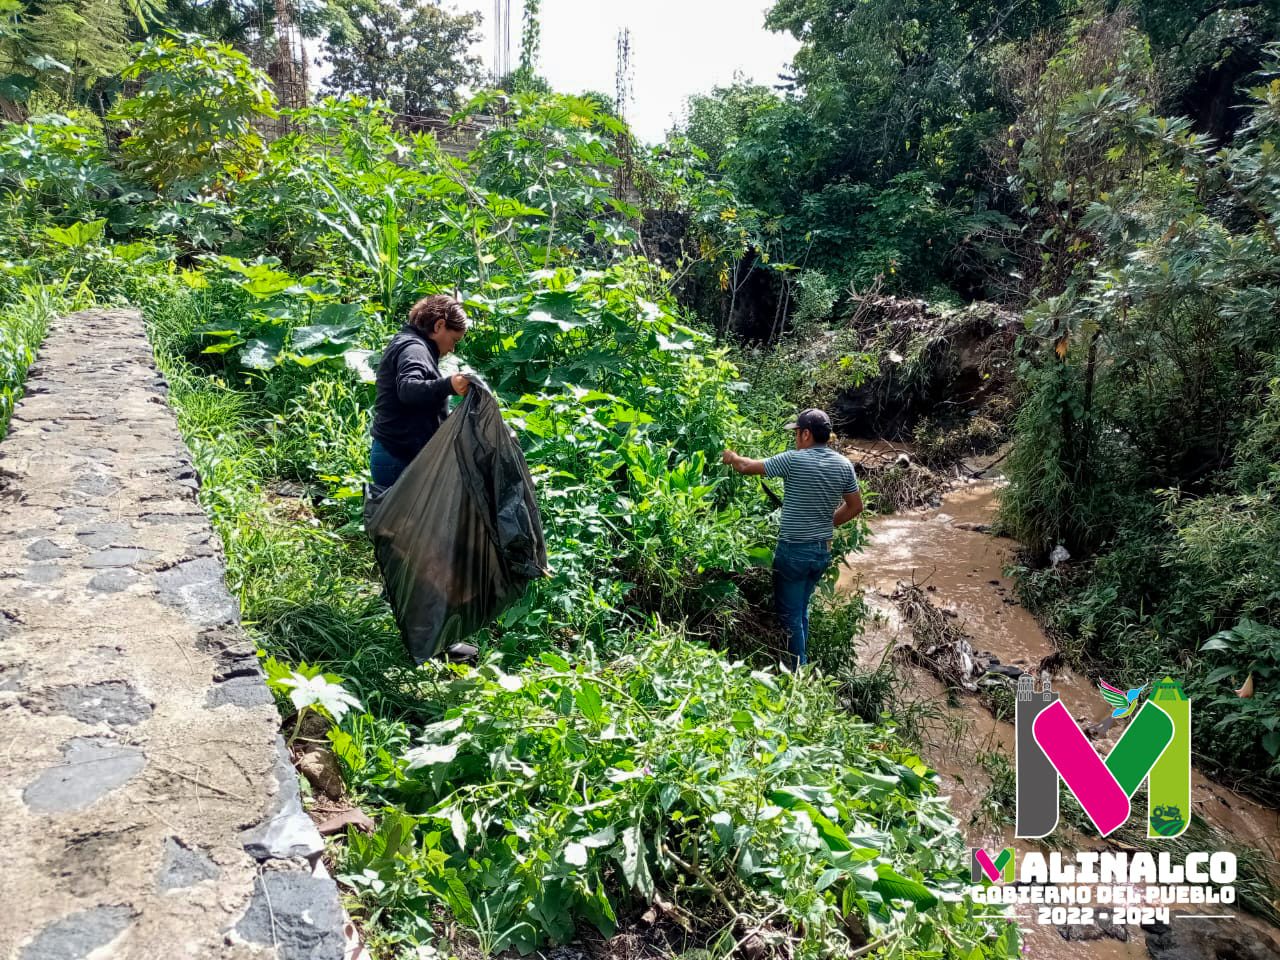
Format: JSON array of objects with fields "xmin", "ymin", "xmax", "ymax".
[
  {"xmin": 451, "ymin": 373, "xmax": 471, "ymax": 396},
  {"xmin": 723, "ymin": 449, "xmax": 766, "ymax": 476}
]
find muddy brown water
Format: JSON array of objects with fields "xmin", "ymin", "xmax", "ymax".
[{"xmin": 837, "ymin": 474, "xmax": 1280, "ymax": 960}]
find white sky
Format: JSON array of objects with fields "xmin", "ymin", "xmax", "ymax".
[
  {"xmin": 473, "ymin": 0, "xmax": 798, "ymax": 143},
  {"xmin": 307, "ymin": 2, "xmax": 798, "ymax": 143}
]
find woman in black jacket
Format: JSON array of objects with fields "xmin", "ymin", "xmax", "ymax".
[{"xmin": 370, "ymin": 295, "xmax": 471, "ymax": 489}]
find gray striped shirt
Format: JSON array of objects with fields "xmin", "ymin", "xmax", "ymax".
[{"xmin": 764, "ymin": 446, "xmax": 859, "ymax": 542}]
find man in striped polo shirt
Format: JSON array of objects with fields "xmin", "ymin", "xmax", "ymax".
[{"xmin": 723, "ymin": 409, "xmax": 862, "ymax": 667}]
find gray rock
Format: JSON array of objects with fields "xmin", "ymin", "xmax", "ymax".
[
  {"xmin": 241, "ymin": 811, "xmax": 325, "ymax": 862},
  {"xmin": 240, "ymin": 739, "xmax": 323, "ymax": 861},
  {"xmin": 26, "ymin": 564, "xmax": 65, "ymax": 584},
  {"xmin": 20, "ymin": 905, "xmax": 134, "ymax": 960},
  {"xmin": 234, "ymin": 872, "xmax": 345, "ymax": 959},
  {"xmin": 87, "ymin": 569, "xmax": 140, "ymax": 593},
  {"xmin": 75, "ymin": 523, "xmax": 133, "ymax": 549},
  {"xmin": 26, "ymin": 539, "xmax": 71, "ymax": 561},
  {"xmin": 206, "ymin": 675, "xmax": 274, "ymax": 709},
  {"xmin": 0, "ymin": 663, "xmax": 27, "ymax": 692},
  {"xmin": 23, "ymin": 738, "xmax": 146, "ymax": 813},
  {"xmin": 156, "ymin": 837, "xmax": 219, "ymax": 891},
  {"xmin": 72, "ymin": 473, "xmax": 121, "ymax": 497},
  {"xmin": 56, "ymin": 506, "xmax": 105, "ymax": 524},
  {"xmin": 26, "ymin": 680, "xmax": 153, "ymax": 726},
  {"xmin": 83, "ymin": 547, "xmax": 156, "ymax": 569},
  {"xmin": 154, "ymin": 558, "xmax": 238, "ymax": 627},
  {"xmin": 139, "ymin": 512, "xmax": 201, "ymax": 525},
  {"xmin": 1059, "ymin": 912, "xmax": 1129, "ymax": 942},
  {"xmin": 984, "ymin": 664, "xmax": 1027, "ymax": 679},
  {"xmin": 1144, "ymin": 920, "xmax": 1280, "ymax": 960}
]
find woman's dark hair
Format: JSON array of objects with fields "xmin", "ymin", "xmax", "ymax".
[{"xmin": 408, "ymin": 295, "xmax": 467, "ymax": 333}]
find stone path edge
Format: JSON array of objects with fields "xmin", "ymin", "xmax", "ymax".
[{"xmin": 0, "ymin": 308, "xmax": 345, "ymax": 960}]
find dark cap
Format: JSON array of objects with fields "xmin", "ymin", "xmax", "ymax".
[{"xmin": 784, "ymin": 408, "xmax": 831, "ymax": 433}]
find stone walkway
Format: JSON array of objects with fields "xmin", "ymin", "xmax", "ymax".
[{"xmin": 0, "ymin": 310, "xmax": 344, "ymax": 959}]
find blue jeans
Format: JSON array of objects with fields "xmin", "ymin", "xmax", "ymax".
[
  {"xmin": 773, "ymin": 539, "xmax": 832, "ymax": 668},
  {"xmin": 370, "ymin": 437, "xmax": 411, "ymax": 489}
]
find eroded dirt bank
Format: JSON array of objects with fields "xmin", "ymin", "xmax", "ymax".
[{"xmin": 839, "ymin": 474, "xmax": 1280, "ymax": 960}]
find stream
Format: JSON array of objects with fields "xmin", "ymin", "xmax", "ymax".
[{"xmin": 836, "ymin": 460, "xmax": 1280, "ymax": 960}]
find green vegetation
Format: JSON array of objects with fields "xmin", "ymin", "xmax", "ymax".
[
  {"xmin": 999, "ymin": 29, "xmax": 1280, "ymax": 797},
  {"xmin": 0, "ymin": 284, "xmax": 67, "ymax": 437},
  {"xmin": 320, "ymin": 0, "xmax": 484, "ymax": 114},
  {"xmin": 675, "ymin": 0, "xmax": 1280, "ymax": 798}
]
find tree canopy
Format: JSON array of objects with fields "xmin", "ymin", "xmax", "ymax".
[{"xmin": 321, "ymin": 0, "xmax": 484, "ymax": 116}]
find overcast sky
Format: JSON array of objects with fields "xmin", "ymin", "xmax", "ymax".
[{"xmin": 473, "ymin": 0, "xmax": 798, "ymax": 143}]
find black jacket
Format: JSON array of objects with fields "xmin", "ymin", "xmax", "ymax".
[{"xmin": 371, "ymin": 326, "xmax": 457, "ymax": 462}]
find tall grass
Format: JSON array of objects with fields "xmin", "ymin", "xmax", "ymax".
[
  {"xmin": 0, "ymin": 285, "xmax": 68, "ymax": 437},
  {"xmin": 143, "ymin": 282, "xmax": 423, "ymax": 716}
]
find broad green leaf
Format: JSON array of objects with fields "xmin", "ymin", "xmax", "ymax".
[
  {"xmin": 526, "ymin": 309, "xmax": 584, "ymax": 332},
  {"xmin": 343, "ymin": 349, "xmax": 378, "ymax": 383},
  {"xmin": 291, "ymin": 322, "xmax": 361, "ymax": 353},
  {"xmin": 111, "ymin": 242, "xmax": 152, "ymax": 262},
  {"xmin": 539, "ymin": 651, "xmax": 571, "ymax": 671},
  {"xmin": 448, "ymin": 806, "xmax": 468, "ymax": 849},
  {"xmin": 241, "ymin": 336, "xmax": 284, "ymax": 370},
  {"xmin": 618, "ymin": 821, "xmax": 654, "ymax": 900},
  {"xmin": 487, "ymin": 196, "xmax": 549, "ymax": 218},
  {"xmin": 581, "ymin": 826, "xmax": 617, "ymax": 848},
  {"xmin": 405, "ymin": 742, "xmax": 459, "ymax": 769},
  {"xmin": 277, "ymin": 673, "xmax": 362, "ymax": 722},
  {"xmin": 44, "ymin": 219, "xmax": 106, "ymax": 248},
  {"xmin": 871, "ymin": 864, "xmax": 937, "ymax": 908},
  {"xmin": 575, "ymin": 681, "xmax": 605, "ymax": 723},
  {"xmin": 26, "ymin": 53, "xmax": 70, "ymax": 73},
  {"xmin": 816, "ymin": 868, "xmax": 843, "ymax": 892},
  {"xmin": 328, "ymin": 727, "xmax": 366, "ymax": 773}
]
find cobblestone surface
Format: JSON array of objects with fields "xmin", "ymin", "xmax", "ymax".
[{"xmin": 0, "ymin": 309, "xmax": 343, "ymax": 959}]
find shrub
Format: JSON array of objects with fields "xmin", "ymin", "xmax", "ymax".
[{"xmin": 338, "ymin": 635, "xmax": 1009, "ymax": 958}]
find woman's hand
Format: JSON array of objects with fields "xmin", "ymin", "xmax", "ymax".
[{"xmin": 451, "ymin": 374, "xmax": 471, "ymax": 396}]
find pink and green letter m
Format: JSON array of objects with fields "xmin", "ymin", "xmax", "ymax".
[{"xmin": 1015, "ymin": 677, "xmax": 1190, "ymax": 839}]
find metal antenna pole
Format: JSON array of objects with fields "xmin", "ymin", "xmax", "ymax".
[{"xmin": 615, "ymin": 27, "xmax": 632, "ymax": 119}]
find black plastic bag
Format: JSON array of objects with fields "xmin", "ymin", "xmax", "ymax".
[{"xmin": 364, "ymin": 384, "xmax": 548, "ymax": 664}]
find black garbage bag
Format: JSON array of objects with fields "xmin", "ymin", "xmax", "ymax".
[{"xmin": 364, "ymin": 384, "xmax": 548, "ymax": 664}]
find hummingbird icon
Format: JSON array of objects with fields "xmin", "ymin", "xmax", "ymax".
[{"xmin": 1098, "ymin": 679, "xmax": 1146, "ymax": 719}]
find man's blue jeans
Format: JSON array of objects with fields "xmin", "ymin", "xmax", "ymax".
[
  {"xmin": 773, "ymin": 539, "xmax": 832, "ymax": 668},
  {"xmin": 370, "ymin": 437, "xmax": 411, "ymax": 490}
]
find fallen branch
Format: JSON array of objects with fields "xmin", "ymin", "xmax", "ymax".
[{"xmin": 660, "ymin": 842, "xmax": 743, "ymax": 923}]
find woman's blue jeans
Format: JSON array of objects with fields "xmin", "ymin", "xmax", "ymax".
[
  {"xmin": 773, "ymin": 539, "xmax": 832, "ymax": 668},
  {"xmin": 370, "ymin": 437, "xmax": 411, "ymax": 490}
]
